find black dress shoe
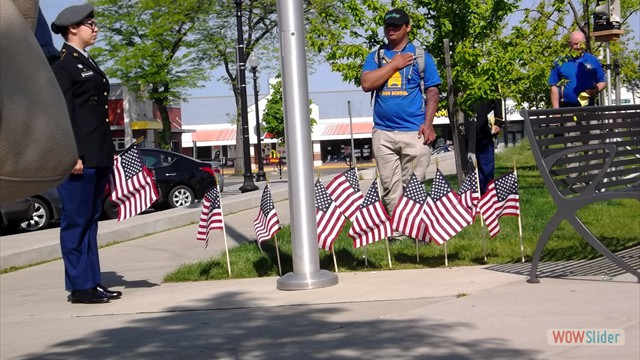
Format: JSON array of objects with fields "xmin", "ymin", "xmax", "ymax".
[
  {"xmin": 68, "ymin": 289, "xmax": 110, "ymax": 304},
  {"xmin": 95, "ymin": 284, "xmax": 122, "ymax": 299}
]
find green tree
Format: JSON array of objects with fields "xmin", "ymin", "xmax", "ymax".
[
  {"xmin": 498, "ymin": 2, "xmax": 567, "ymax": 109},
  {"xmin": 92, "ymin": 0, "xmax": 217, "ymax": 149},
  {"xmin": 261, "ymin": 76, "xmax": 316, "ymax": 143},
  {"xmin": 261, "ymin": 78, "xmax": 285, "ymax": 143}
]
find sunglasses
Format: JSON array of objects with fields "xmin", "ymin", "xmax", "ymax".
[{"xmin": 80, "ymin": 20, "xmax": 98, "ymax": 30}]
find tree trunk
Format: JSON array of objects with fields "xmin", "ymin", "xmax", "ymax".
[
  {"xmin": 451, "ymin": 106, "xmax": 467, "ymax": 185},
  {"xmin": 155, "ymin": 98, "xmax": 172, "ymax": 150}
]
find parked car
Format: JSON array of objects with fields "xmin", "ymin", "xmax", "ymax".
[
  {"xmin": 20, "ymin": 188, "xmax": 62, "ymax": 232},
  {"xmin": 103, "ymin": 148, "xmax": 218, "ymax": 219},
  {"xmin": 17, "ymin": 149, "xmax": 220, "ymax": 228},
  {"xmin": 0, "ymin": 198, "xmax": 35, "ymax": 234}
]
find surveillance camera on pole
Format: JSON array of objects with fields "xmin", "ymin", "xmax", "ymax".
[{"xmin": 593, "ymin": 0, "xmax": 621, "ymax": 32}]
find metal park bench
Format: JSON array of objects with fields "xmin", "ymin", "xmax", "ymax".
[{"xmin": 522, "ymin": 104, "xmax": 640, "ymax": 283}]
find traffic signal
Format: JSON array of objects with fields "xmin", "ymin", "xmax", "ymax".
[{"xmin": 593, "ymin": 0, "xmax": 621, "ymax": 32}]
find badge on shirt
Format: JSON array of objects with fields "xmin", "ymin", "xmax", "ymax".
[{"xmin": 81, "ymin": 70, "xmax": 95, "ymax": 78}]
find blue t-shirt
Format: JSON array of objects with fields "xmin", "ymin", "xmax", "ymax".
[
  {"xmin": 362, "ymin": 43, "xmax": 441, "ymax": 131},
  {"xmin": 548, "ymin": 52, "xmax": 605, "ymax": 105}
]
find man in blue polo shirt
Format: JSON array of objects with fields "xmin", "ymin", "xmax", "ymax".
[
  {"xmin": 361, "ymin": 8, "xmax": 441, "ymax": 221},
  {"xmin": 548, "ymin": 31, "xmax": 606, "ymax": 108}
]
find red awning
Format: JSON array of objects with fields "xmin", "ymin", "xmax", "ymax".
[
  {"xmin": 322, "ymin": 123, "xmax": 372, "ymax": 136},
  {"xmin": 192, "ymin": 129, "xmax": 236, "ymax": 142}
]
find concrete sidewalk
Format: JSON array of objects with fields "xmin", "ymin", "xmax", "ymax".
[{"xmin": 1, "ymin": 151, "xmax": 638, "ymax": 359}]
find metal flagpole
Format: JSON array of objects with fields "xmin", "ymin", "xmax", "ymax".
[
  {"xmin": 605, "ymin": 41, "xmax": 612, "ymax": 105},
  {"xmin": 275, "ymin": 0, "xmax": 338, "ymax": 290},
  {"xmin": 348, "ymin": 100, "xmax": 356, "ymax": 169}
]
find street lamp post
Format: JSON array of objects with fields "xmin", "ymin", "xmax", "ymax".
[
  {"xmin": 235, "ymin": 0, "xmax": 258, "ymax": 193},
  {"xmin": 248, "ymin": 52, "xmax": 267, "ymax": 182}
]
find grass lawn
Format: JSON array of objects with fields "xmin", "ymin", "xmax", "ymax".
[{"xmin": 164, "ymin": 141, "xmax": 640, "ymax": 282}]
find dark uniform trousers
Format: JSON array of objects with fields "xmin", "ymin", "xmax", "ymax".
[
  {"xmin": 476, "ymin": 136, "xmax": 495, "ymax": 195},
  {"xmin": 58, "ymin": 167, "xmax": 110, "ymax": 290},
  {"xmin": 52, "ymin": 43, "xmax": 114, "ymax": 291},
  {"xmin": 472, "ymin": 99, "xmax": 504, "ymax": 195}
]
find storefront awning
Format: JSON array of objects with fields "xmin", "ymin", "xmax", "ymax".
[
  {"xmin": 130, "ymin": 121, "xmax": 163, "ymax": 130},
  {"xmin": 192, "ymin": 129, "xmax": 236, "ymax": 142},
  {"xmin": 322, "ymin": 122, "xmax": 373, "ymax": 136}
]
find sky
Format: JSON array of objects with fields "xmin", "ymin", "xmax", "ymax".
[{"xmin": 40, "ymin": 0, "xmax": 639, "ymax": 122}]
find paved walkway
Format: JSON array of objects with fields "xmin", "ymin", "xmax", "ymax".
[{"xmin": 1, "ymin": 152, "xmax": 638, "ymax": 359}]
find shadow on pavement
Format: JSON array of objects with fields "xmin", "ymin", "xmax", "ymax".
[
  {"xmin": 18, "ymin": 291, "xmax": 541, "ymax": 359},
  {"xmin": 485, "ymin": 246, "xmax": 639, "ymax": 280}
]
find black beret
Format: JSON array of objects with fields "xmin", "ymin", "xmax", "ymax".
[{"xmin": 51, "ymin": 4, "xmax": 95, "ymax": 34}]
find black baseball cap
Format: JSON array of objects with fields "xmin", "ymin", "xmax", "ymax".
[
  {"xmin": 51, "ymin": 4, "xmax": 95, "ymax": 34},
  {"xmin": 384, "ymin": 9, "xmax": 410, "ymax": 26}
]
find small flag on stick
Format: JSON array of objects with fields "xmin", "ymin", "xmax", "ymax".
[
  {"xmin": 478, "ymin": 171, "xmax": 520, "ymax": 238},
  {"xmin": 315, "ymin": 179, "xmax": 346, "ymax": 251},
  {"xmin": 391, "ymin": 173, "xmax": 429, "ymax": 242},
  {"xmin": 110, "ymin": 144, "xmax": 159, "ymax": 221},
  {"xmin": 196, "ymin": 186, "xmax": 224, "ymax": 249},
  {"xmin": 423, "ymin": 169, "xmax": 473, "ymax": 245},
  {"xmin": 326, "ymin": 168, "xmax": 363, "ymax": 222},
  {"xmin": 458, "ymin": 168, "xmax": 480, "ymax": 219},
  {"xmin": 254, "ymin": 184, "xmax": 280, "ymax": 246},
  {"xmin": 348, "ymin": 180, "xmax": 392, "ymax": 248}
]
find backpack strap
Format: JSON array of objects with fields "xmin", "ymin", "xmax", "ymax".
[
  {"xmin": 415, "ymin": 45, "xmax": 426, "ymax": 111},
  {"xmin": 370, "ymin": 43, "xmax": 426, "ymax": 110},
  {"xmin": 370, "ymin": 44, "xmax": 386, "ymax": 107}
]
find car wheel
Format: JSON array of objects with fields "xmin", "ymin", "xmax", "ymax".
[
  {"xmin": 102, "ymin": 197, "xmax": 118, "ymax": 220},
  {"xmin": 168, "ymin": 185, "xmax": 194, "ymax": 208},
  {"xmin": 20, "ymin": 198, "xmax": 50, "ymax": 232}
]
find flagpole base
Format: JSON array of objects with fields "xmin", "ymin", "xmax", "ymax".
[
  {"xmin": 276, "ymin": 270, "xmax": 338, "ymax": 291},
  {"xmin": 239, "ymin": 174, "xmax": 259, "ymax": 193}
]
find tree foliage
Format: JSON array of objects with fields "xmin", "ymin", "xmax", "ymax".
[
  {"xmin": 261, "ymin": 76, "xmax": 316, "ymax": 143},
  {"xmin": 92, "ymin": 0, "xmax": 217, "ymax": 149},
  {"xmin": 261, "ymin": 77, "xmax": 285, "ymax": 142}
]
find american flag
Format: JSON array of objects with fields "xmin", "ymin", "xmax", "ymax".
[
  {"xmin": 478, "ymin": 171, "xmax": 520, "ymax": 238},
  {"xmin": 253, "ymin": 184, "xmax": 280, "ymax": 246},
  {"xmin": 315, "ymin": 179, "xmax": 346, "ymax": 251},
  {"xmin": 196, "ymin": 186, "xmax": 224, "ymax": 248},
  {"xmin": 391, "ymin": 173, "xmax": 429, "ymax": 241},
  {"xmin": 458, "ymin": 169, "xmax": 480, "ymax": 219},
  {"xmin": 110, "ymin": 144, "xmax": 159, "ymax": 221},
  {"xmin": 423, "ymin": 169, "xmax": 473, "ymax": 245},
  {"xmin": 326, "ymin": 168, "xmax": 363, "ymax": 222},
  {"xmin": 348, "ymin": 180, "xmax": 392, "ymax": 248}
]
